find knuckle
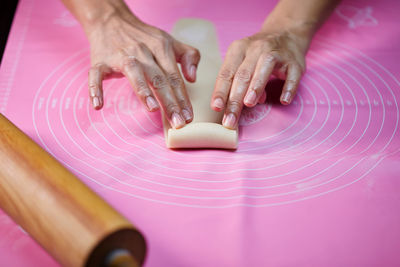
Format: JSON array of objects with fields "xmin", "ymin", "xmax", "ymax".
[
  {"xmin": 177, "ymin": 99, "xmax": 187, "ymax": 108},
  {"xmin": 151, "ymin": 74, "xmax": 167, "ymax": 89},
  {"xmin": 229, "ymin": 99, "xmax": 242, "ymax": 107},
  {"xmin": 227, "ymin": 99, "xmax": 242, "ymax": 113},
  {"xmin": 135, "ymin": 80, "xmax": 149, "ymax": 97},
  {"xmin": 88, "ymin": 84, "xmax": 101, "ymax": 97},
  {"xmin": 122, "ymin": 42, "xmax": 138, "ymax": 53},
  {"xmin": 88, "ymin": 84, "xmax": 99, "ymax": 96},
  {"xmin": 136, "ymin": 42, "xmax": 147, "ymax": 50},
  {"xmin": 91, "ymin": 62, "xmax": 105, "ymax": 69},
  {"xmin": 167, "ymin": 73, "xmax": 183, "ymax": 89},
  {"xmin": 165, "ymin": 102, "xmax": 180, "ymax": 115},
  {"xmin": 88, "ymin": 83, "xmax": 99, "ymax": 90},
  {"xmin": 235, "ymin": 68, "xmax": 251, "ymax": 82},
  {"xmin": 285, "ymin": 78, "xmax": 298, "ymax": 89},
  {"xmin": 89, "ymin": 67, "xmax": 98, "ymax": 74},
  {"xmin": 286, "ymin": 78, "xmax": 298, "ymax": 84},
  {"xmin": 122, "ymin": 56, "xmax": 140, "ymax": 69},
  {"xmin": 218, "ymin": 68, "xmax": 235, "ymax": 82},
  {"xmin": 261, "ymin": 52, "xmax": 278, "ymax": 64}
]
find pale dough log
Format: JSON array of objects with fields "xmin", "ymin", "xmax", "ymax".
[{"xmin": 163, "ymin": 19, "xmax": 238, "ymax": 149}]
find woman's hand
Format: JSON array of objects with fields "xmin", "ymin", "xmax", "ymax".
[
  {"xmin": 210, "ymin": 0, "xmax": 340, "ymax": 130},
  {"xmin": 211, "ymin": 28, "xmax": 309, "ymax": 129},
  {"xmin": 85, "ymin": 4, "xmax": 200, "ymax": 129}
]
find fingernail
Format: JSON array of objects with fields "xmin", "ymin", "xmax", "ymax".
[
  {"xmin": 182, "ymin": 108, "xmax": 192, "ymax": 121},
  {"xmin": 282, "ymin": 92, "xmax": 292, "ymax": 104},
  {"xmin": 146, "ymin": 96, "xmax": 159, "ymax": 111},
  {"xmin": 93, "ymin": 97, "xmax": 100, "ymax": 108},
  {"xmin": 190, "ymin": 65, "xmax": 197, "ymax": 80},
  {"xmin": 171, "ymin": 112, "xmax": 185, "ymax": 129},
  {"xmin": 244, "ymin": 90, "xmax": 257, "ymax": 105},
  {"xmin": 223, "ymin": 113, "xmax": 236, "ymax": 129},
  {"xmin": 213, "ymin": 98, "xmax": 224, "ymax": 110}
]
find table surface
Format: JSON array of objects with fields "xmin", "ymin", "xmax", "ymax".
[{"xmin": 0, "ymin": 0, "xmax": 399, "ymax": 266}]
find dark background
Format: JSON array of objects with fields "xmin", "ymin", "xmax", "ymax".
[{"xmin": 1, "ymin": 0, "xmax": 19, "ymax": 64}]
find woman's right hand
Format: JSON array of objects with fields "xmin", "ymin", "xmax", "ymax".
[{"xmin": 85, "ymin": 3, "xmax": 200, "ymax": 129}]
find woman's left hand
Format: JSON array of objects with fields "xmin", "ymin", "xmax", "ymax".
[{"xmin": 211, "ymin": 28, "xmax": 310, "ymax": 129}]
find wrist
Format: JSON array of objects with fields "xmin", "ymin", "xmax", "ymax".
[
  {"xmin": 263, "ymin": 15, "xmax": 317, "ymax": 37},
  {"xmin": 78, "ymin": 0, "xmax": 141, "ymax": 35},
  {"xmin": 261, "ymin": 17, "xmax": 316, "ymax": 53}
]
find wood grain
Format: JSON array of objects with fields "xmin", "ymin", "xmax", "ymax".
[{"xmin": 0, "ymin": 114, "xmax": 146, "ymax": 267}]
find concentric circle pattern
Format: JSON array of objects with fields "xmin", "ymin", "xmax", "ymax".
[{"xmin": 32, "ymin": 38, "xmax": 400, "ymax": 208}]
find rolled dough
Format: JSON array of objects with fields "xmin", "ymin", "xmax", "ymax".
[{"xmin": 163, "ymin": 19, "xmax": 238, "ymax": 149}]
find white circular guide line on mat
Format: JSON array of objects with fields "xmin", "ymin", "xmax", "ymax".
[
  {"xmin": 239, "ymin": 70, "xmax": 330, "ymax": 153},
  {"xmin": 61, "ymin": 73, "xmax": 241, "ymax": 197},
  {"xmin": 80, "ymin": 71, "xmax": 332, "ymax": 176},
  {"xmin": 78, "ymin": 80, "xmax": 344, "ymax": 192},
  {"xmin": 65, "ymin": 67, "xmax": 334, "ymax": 192},
  {"xmin": 302, "ymin": 50, "xmax": 362, "ymax": 155},
  {"xmin": 34, "ymin": 51, "xmax": 88, "ymax": 163},
  {"xmin": 72, "ymin": 61, "xmax": 388, "ymax": 201},
  {"xmin": 315, "ymin": 42, "xmax": 386, "ymax": 155},
  {"xmin": 31, "ymin": 37, "xmax": 400, "ymax": 208},
  {"xmin": 32, "ymin": 49, "xmax": 87, "ymax": 144},
  {"xmin": 317, "ymin": 39, "xmax": 398, "ymax": 154},
  {"xmin": 94, "ymin": 48, "xmax": 363, "ymax": 166},
  {"xmin": 44, "ymin": 45, "xmax": 384, "ymax": 164},
  {"xmin": 57, "ymin": 75, "xmax": 383, "ymax": 200},
  {"xmin": 101, "ymin": 51, "xmax": 345, "ymax": 165}
]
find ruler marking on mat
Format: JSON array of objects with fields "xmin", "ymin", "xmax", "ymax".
[{"xmin": 0, "ymin": 0, "xmax": 34, "ymax": 113}]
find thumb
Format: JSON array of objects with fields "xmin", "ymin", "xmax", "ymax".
[{"xmin": 173, "ymin": 40, "xmax": 201, "ymax": 83}]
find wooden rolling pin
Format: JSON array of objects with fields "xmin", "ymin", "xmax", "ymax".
[{"xmin": 0, "ymin": 113, "xmax": 146, "ymax": 267}]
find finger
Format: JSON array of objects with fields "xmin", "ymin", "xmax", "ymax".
[
  {"xmin": 143, "ymin": 63, "xmax": 186, "ymax": 129},
  {"xmin": 280, "ymin": 63, "xmax": 302, "ymax": 105},
  {"xmin": 174, "ymin": 40, "xmax": 200, "ymax": 83},
  {"xmin": 222, "ymin": 55, "xmax": 257, "ymax": 129},
  {"xmin": 211, "ymin": 42, "xmax": 246, "ymax": 112},
  {"xmin": 211, "ymin": 40, "xmax": 246, "ymax": 112},
  {"xmin": 244, "ymin": 53, "xmax": 277, "ymax": 107},
  {"xmin": 122, "ymin": 56, "xmax": 159, "ymax": 112},
  {"xmin": 154, "ymin": 47, "xmax": 193, "ymax": 123},
  {"xmin": 88, "ymin": 64, "xmax": 108, "ymax": 110}
]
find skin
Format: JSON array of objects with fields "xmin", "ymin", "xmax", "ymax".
[
  {"xmin": 62, "ymin": 0, "xmax": 200, "ymax": 129},
  {"xmin": 212, "ymin": 0, "xmax": 340, "ymax": 129},
  {"xmin": 61, "ymin": 0, "xmax": 339, "ymax": 129}
]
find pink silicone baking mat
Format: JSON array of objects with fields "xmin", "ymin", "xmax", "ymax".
[{"xmin": 1, "ymin": 0, "xmax": 399, "ymax": 266}]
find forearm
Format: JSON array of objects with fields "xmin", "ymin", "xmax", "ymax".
[
  {"xmin": 61, "ymin": 0, "xmax": 141, "ymax": 35},
  {"xmin": 262, "ymin": 0, "xmax": 340, "ymax": 48}
]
